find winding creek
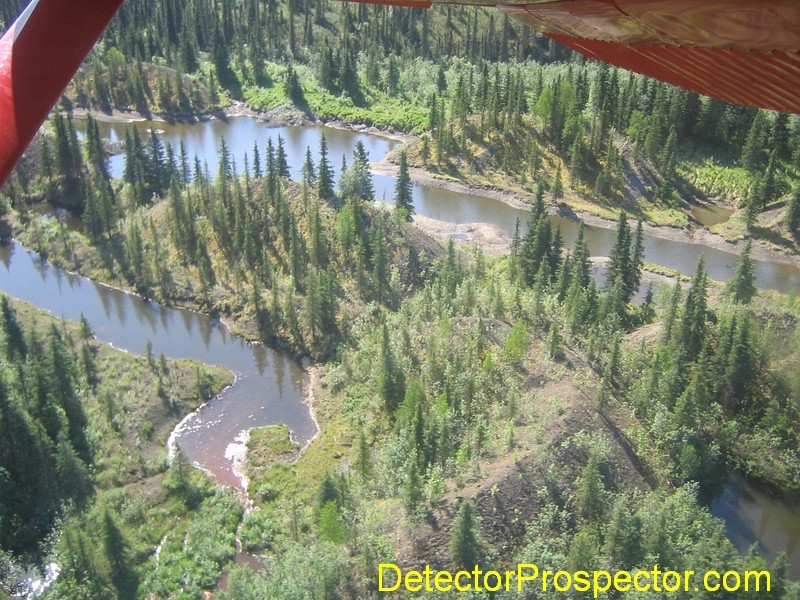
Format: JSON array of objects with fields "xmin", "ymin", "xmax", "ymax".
[
  {"xmin": 0, "ymin": 240, "xmax": 309, "ymax": 490},
  {"xmin": 4, "ymin": 117, "xmax": 799, "ymax": 577}
]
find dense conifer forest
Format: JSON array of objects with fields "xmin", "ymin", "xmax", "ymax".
[{"xmin": 1, "ymin": 0, "xmax": 800, "ymax": 597}]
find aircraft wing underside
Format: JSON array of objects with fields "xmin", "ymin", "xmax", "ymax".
[
  {"xmin": 0, "ymin": 0, "xmax": 124, "ymax": 186},
  {"xmin": 355, "ymin": 0, "xmax": 800, "ymax": 115}
]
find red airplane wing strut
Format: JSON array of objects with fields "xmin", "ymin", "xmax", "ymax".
[{"xmin": 0, "ymin": 0, "xmax": 125, "ymax": 187}]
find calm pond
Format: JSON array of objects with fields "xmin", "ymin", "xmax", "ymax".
[
  {"xmin": 9, "ymin": 117, "xmax": 798, "ymax": 576},
  {"xmin": 690, "ymin": 202, "xmax": 734, "ymax": 227}
]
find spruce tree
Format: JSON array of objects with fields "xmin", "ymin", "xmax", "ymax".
[
  {"xmin": 85, "ymin": 116, "xmax": 110, "ymax": 181},
  {"xmin": 317, "ymin": 473, "xmax": 340, "ymax": 509},
  {"xmin": 569, "ymin": 136, "xmax": 583, "ymax": 185},
  {"xmin": 658, "ymin": 127, "xmax": 678, "ymax": 187},
  {"xmin": 740, "ymin": 111, "xmax": 767, "ymax": 171},
  {"xmin": 355, "ymin": 432, "xmax": 371, "ymax": 477},
  {"xmin": 0, "ymin": 296, "xmax": 27, "ymax": 361},
  {"xmin": 725, "ymin": 240, "xmax": 757, "ymax": 304},
  {"xmin": 102, "ymin": 509, "xmax": 138, "ymax": 599},
  {"xmin": 148, "ymin": 129, "xmax": 167, "ymax": 195},
  {"xmin": 317, "ymin": 501, "xmax": 347, "ymax": 544},
  {"xmin": 606, "ymin": 212, "xmax": 631, "ymax": 296},
  {"xmin": 179, "ymin": 20, "xmax": 199, "ymax": 73},
  {"xmin": 631, "ymin": 220, "xmax": 645, "ymax": 296},
  {"xmin": 265, "ymin": 138, "xmax": 277, "ymax": 199},
  {"xmin": 745, "ymin": 176, "xmax": 765, "ymax": 231},
  {"xmin": 786, "ymin": 186, "xmax": 800, "ymax": 233},
  {"xmin": 509, "ymin": 218, "xmax": 521, "ymax": 283},
  {"xmin": 394, "ymin": 150, "xmax": 414, "ymax": 221},
  {"xmin": 55, "ymin": 434, "xmax": 92, "ymax": 505},
  {"xmin": 402, "ymin": 461, "xmax": 423, "ymax": 516},
  {"xmin": 341, "ymin": 49, "xmax": 360, "ymax": 100},
  {"xmin": 552, "ymin": 163, "xmax": 564, "ymax": 200},
  {"xmin": 572, "ymin": 222, "xmax": 591, "ymax": 289},
  {"xmin": 721, "ymin": 316, "xmax": 757, "ymax": 413},
  {"xmin": 353, "ymin": 141, "xmax": 370, "ymax": 170},
  {"xmin": 319, "ymin": 45, "xmax": 337, "ymax": 92},
  {"xmin": 378, "ymin": 323, "xmax": 404, "ymax": 413},
  {"xmin": 285, "ymin": 65, "xmax": 304, "ymax": 105},
  {"xmin": 680, "ymin": 257, "xmax": 709, "ymax": 362},
  {"xmin": 576, "ymin": 454, "xmax": 605, "ymax": 521},
  {"xmin": 301, "ymin": 146, "xmax": 316, "ymax": 186},
  {"xmin": 450, "ymin": 501, "xmax": 481, "ymax": 568},
  {"xmin": 252, "ymin": 142, "xmax": 262, "ymax": 179},
  {"xmin": 276, "ymin": 135, "xmax": 291, "ymax": 178},
  {"xmin": 217, "ymin": 136, "xmax": 233, "ymax": 183}
]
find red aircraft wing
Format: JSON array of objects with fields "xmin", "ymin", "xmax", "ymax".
[
  {"xmin": 500, "ymin": 0, "xmax": 800, "ymax": 114},
  {"xmin": 343, "ymin": 0, "xmax": 800, "ymax": 114},
  {"xmin": 0, "ymin": 0, "xmax": 124, "ymax": 187}
]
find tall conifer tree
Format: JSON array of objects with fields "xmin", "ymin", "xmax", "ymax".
[{"xmin": 394, "ymin": 150, "xmax": 414, "ymax": 220}]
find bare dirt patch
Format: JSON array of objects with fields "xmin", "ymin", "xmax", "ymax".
[
  {"xmin": 392, "ymin": 340, "xmax": 657, "ymax": 570},
  {"xmin": 412, "ymin": 214, "xmax": 510, "ymax": 256}
]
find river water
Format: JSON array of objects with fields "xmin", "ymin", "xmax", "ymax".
[
  {"xmin": 0, "ymin": 240, "xmax": 308, "ymax": 490},
  {"xmin": 711, "ymin": 477, "xmax": 800, "ymax": 578},
  {"xmin": 8, "ymin": 117, "xmax": 798, "ymax": 576},
  {"xmin": 90, "ymin": 117, "xmax": 800, "ymax": 294}
]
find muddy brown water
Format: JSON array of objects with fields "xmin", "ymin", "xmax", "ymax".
[
  {"xmin": 20, "ymin": 118, "xmax": 800, "ymax": 577},
  {"xmin": 690, "ymin": 202, "xmax": 734, "ymax": 227}
]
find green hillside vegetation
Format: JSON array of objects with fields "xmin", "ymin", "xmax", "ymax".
[
  {"xmin": 1, "ymin": 0, "xmax": 798, "ymax": 249},
  {"xmin": 222, "ymin": 215, "xmax": 800, "ymax": 598},
  {"xmin": 2, "ymin": 0, "xmax": 797, "ymax": 248},
  {"xmin": 10, "ymin": 117, "xmax": 439, "ymax": 360}
]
